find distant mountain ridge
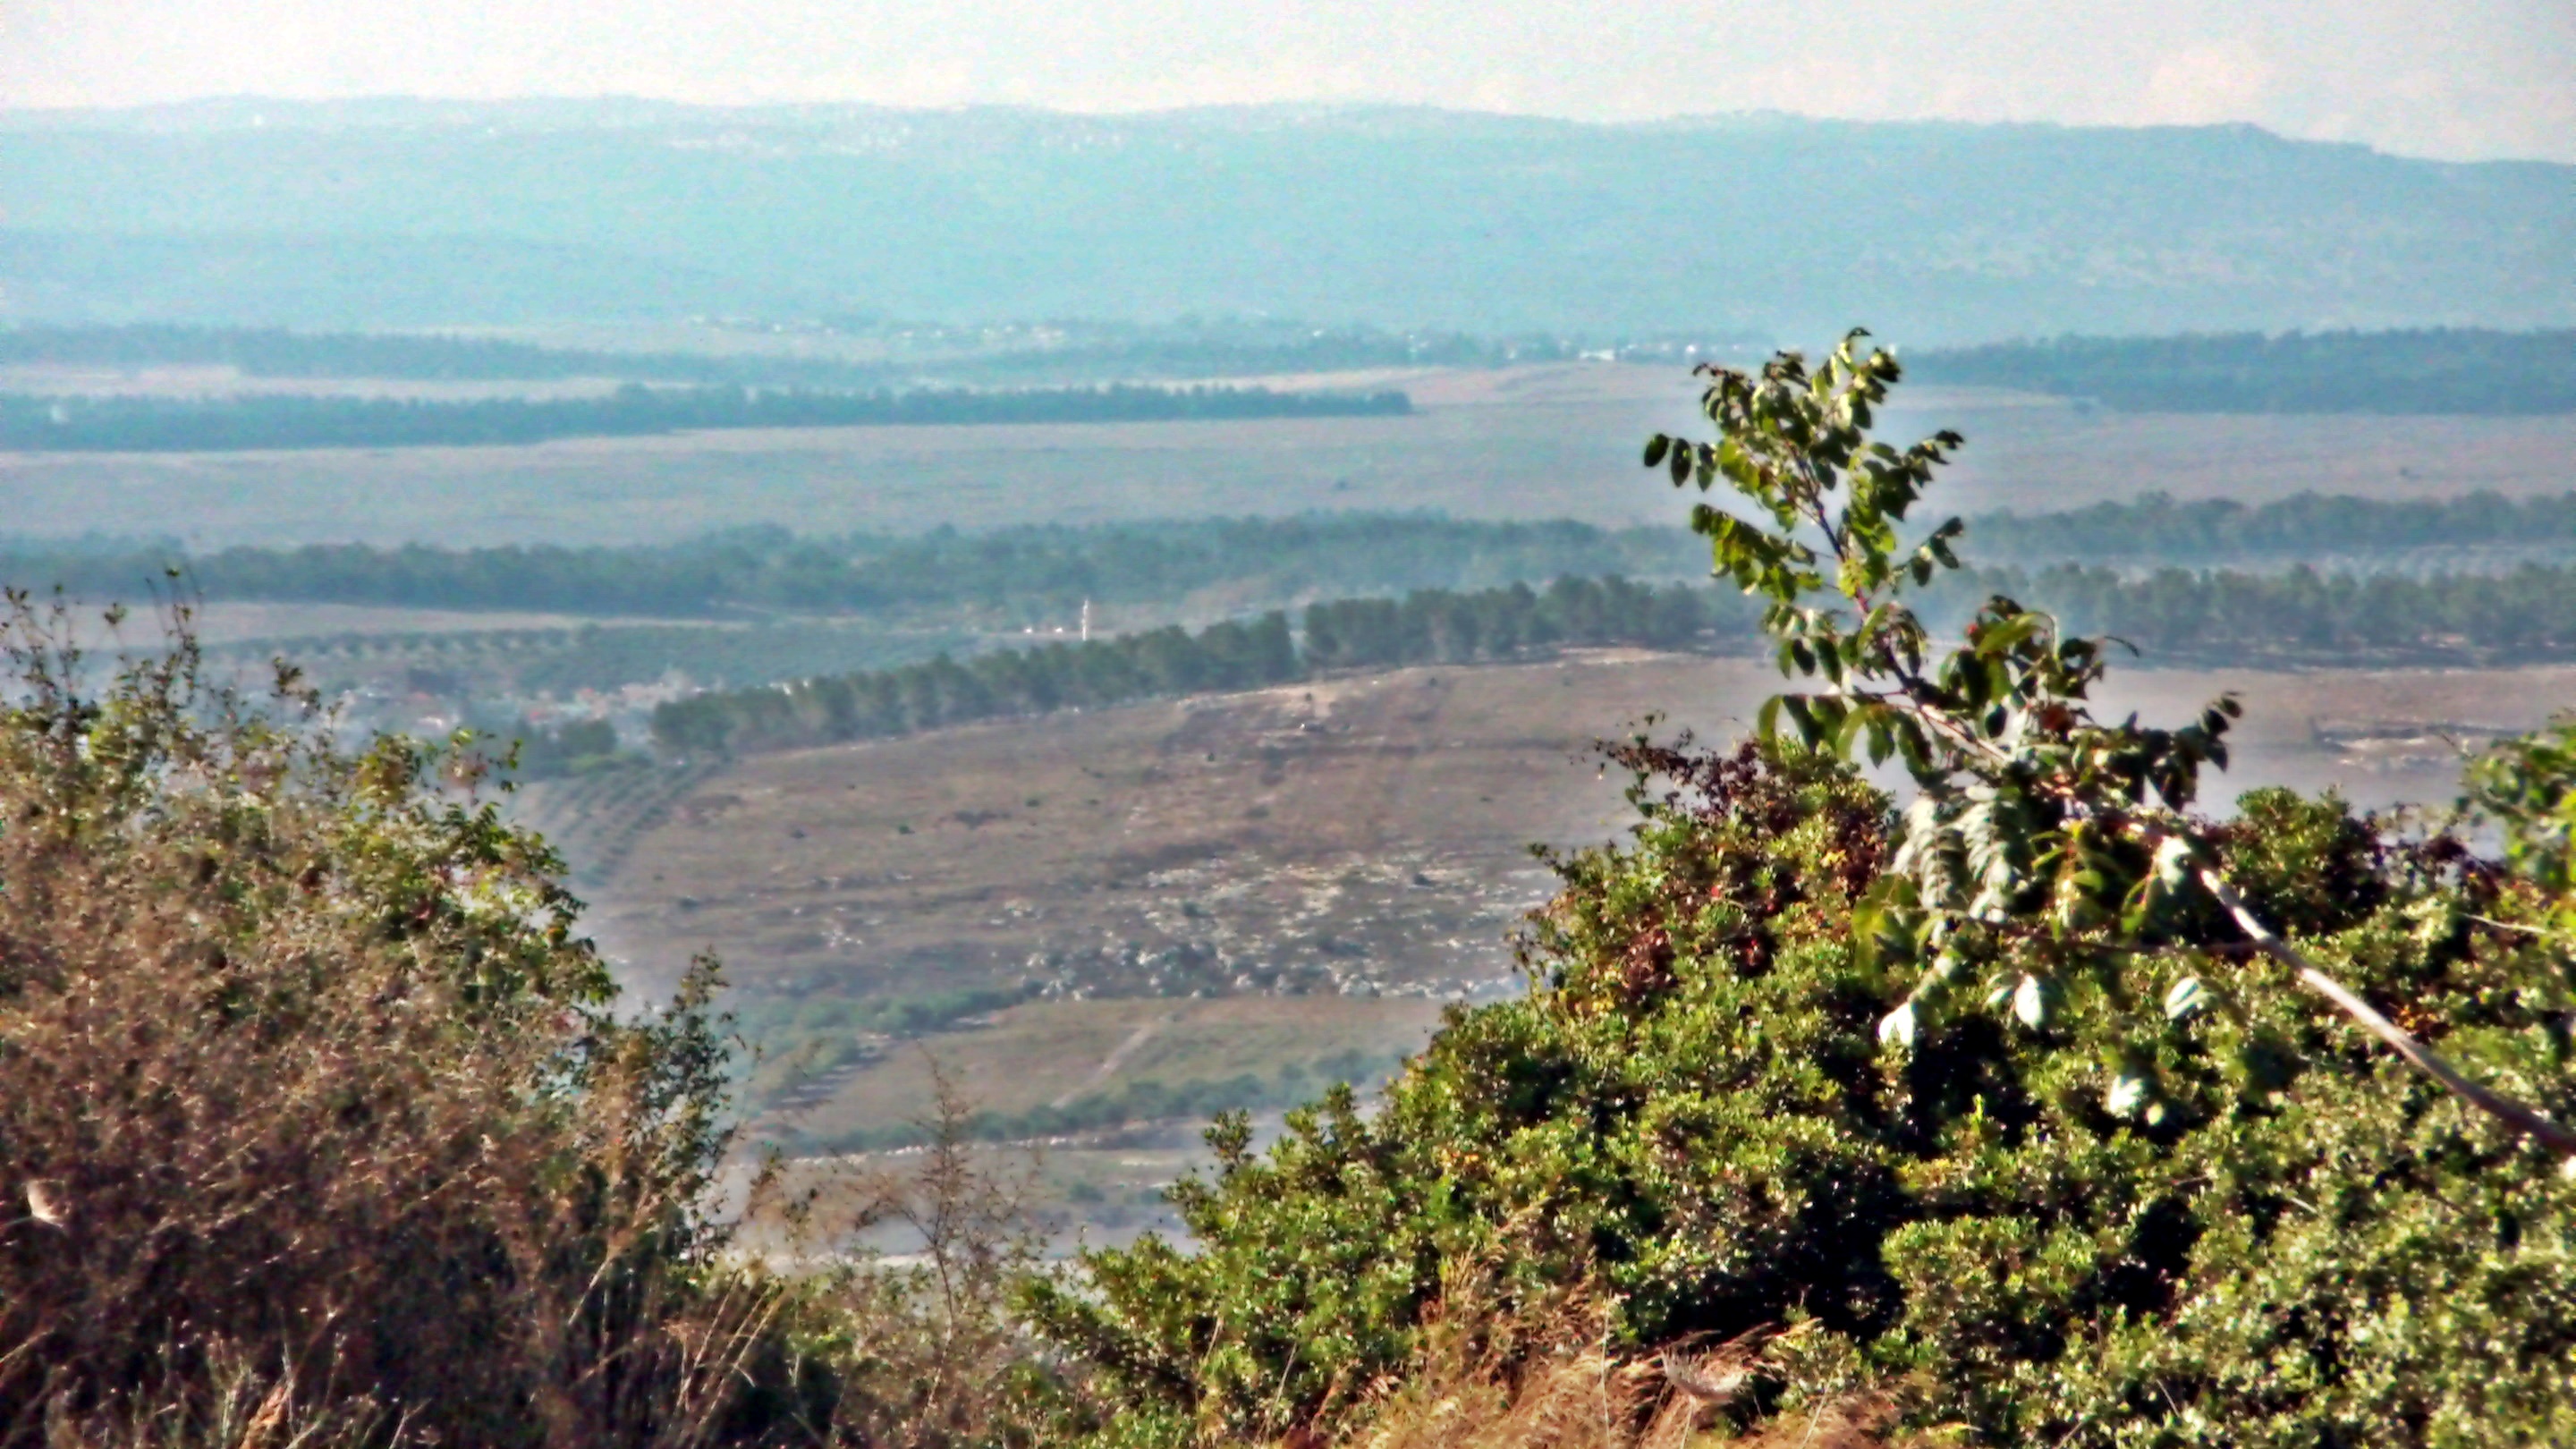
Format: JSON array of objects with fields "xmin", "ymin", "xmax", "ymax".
[{"xmin": 1, "ymin": 101, "xmax": 2566, "ymax": 339}]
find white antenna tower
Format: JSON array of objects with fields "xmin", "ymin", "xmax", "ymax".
[{"xmin": 1080, "ymin": 598, "xmax": 1092, "ymax": 642}]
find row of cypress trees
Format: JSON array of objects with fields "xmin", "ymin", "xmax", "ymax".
[
  {"xmin": 648, "ymin": 555, "xmax": 2576, "ymax": 758},
  {"xmin": 649, "ymin": 576, "xmax": 1726, "ymax": 757}
]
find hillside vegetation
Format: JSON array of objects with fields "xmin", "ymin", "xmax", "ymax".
[
  {"xmin": 1025, "ymin": 333, "xmax": 2576, "ymax": 1445},
  {"xmin": 4, "ymin": 105, "xmax": 2565, "ymax": 335}
]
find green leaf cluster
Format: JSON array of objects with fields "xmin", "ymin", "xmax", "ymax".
[{"xmin": 1031, "ymin": 741, "xmax": 2576, "ymax": 1445}]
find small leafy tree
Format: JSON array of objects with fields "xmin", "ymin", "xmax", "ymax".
[{"xmin": 1648, "ymin": 330, "xmax": 2576, "ymax": 1154}]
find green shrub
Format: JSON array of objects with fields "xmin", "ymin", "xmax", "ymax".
[
  {"xmin": 1026, "ymin": 335, "xmax": 2576, "ymax": 1447},
  {"xmin": 1028, "ymin": 738, "xmax": 2576, "ymax": 1445}
]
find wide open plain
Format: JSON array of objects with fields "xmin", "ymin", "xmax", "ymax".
[{"xmin": 10, "ymin": 367, "xmax": 2571, "ymax": 548}]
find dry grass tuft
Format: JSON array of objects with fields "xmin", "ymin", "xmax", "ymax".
[
  {"xmin": 1308, "ymin": 1299, "xmax": 1898, "ymax": 1449},
  {"xmin": 37, "ymin": 1344, "xmax": 390, "ymax": 1449},
  {"xmin": 0, "ymin": 594, "xmax": 778, "ymax": 1446}
]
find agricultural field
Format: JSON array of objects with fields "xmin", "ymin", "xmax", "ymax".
[
  {"xmin": 579, "ymin": 651, "xmax": 1704, "ymax": 1013},
  {"xmin": 557, "ymin": 648, "xmax": 2576, "ymax": 1242},
  {"xmin": 185, "ymin": 600, "xmax": 648, "ymax": 645},
  {"xmin": 10, "ymin": 366, "xmax": 2572, "ymax": 549},
  {"xmin": 0, "ymin": 364, "xmax": 625, "ymax": 402}
]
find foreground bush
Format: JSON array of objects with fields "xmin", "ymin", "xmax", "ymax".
[
  {"xmin": 0, "ymin": 593, "xmax": 1114, "ymax": 1449},
  {"xmin": 0, "ymin": 597, "xmax": 772, "ymax": 1445},
  {"xmin": 1035, "ymin": 741, "xmax": 2576, "ymax": 1447}
]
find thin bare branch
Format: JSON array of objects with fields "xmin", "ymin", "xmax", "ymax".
[{"xmin": 2198, "ymin": 867, "xmax": 2576, "ymax": 1157}]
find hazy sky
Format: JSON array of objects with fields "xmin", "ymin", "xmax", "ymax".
[{"xmin": 4, "ymin": 0, "xmax": 2570, "ymax": 162}]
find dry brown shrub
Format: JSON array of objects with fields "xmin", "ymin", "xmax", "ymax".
[
  {"xmin": 0, "ymin": 595, "xmax": 779, "ymax": 1447},
  {"xmin": 36, "ymin": 1343, "xmax": 390, "ymax": 1449},
  {"xmin": 750, "ymin": 1060, "xmax": 1062, "ymax": 1449},
  {"xmin": 1307, "ymin": 1295, "xmax": 1901, "ymax": 1449}
]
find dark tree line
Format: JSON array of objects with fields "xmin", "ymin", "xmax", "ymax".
[
  {"xmin": 910, "ymin": 324, "xmax": 1583, "ymax": 384},
  {"xmin": 1972, "ymin": 488, "xmax": 2576, "ymax": 564},
  {"xmin": 1951, "ymin": 561, "xmax": 2576, "ymax": 662},
  {"xmin": 215, "ymin": 619, "xmax": 970, "ymax": 699},
  {"xmin": 0, "ymin": 382, "xmax": 1411, "ymax": 453},
  {"xmin": 0, "ymin": 320, "xmax": 1624, "ymax": 389},
  {"xmin": 1911, "ymin": 327, "xmax": 2576, "ymax": 414},
  {"xmin": 33, "ymin": 491, "xmax": 2576, "ymax": 626},
  {"xmin": 1, "ymin": 516, "xmax": 1700, "ymax": 620},
  {"xmin": 650, "ymin": 576, "xmax": 1728, "ymax": 757},
  {"xmin": 242, "ymin": 555, "xmax": 2576, "ymax": 730},
  {"xmin": 651, "ymin": 612, "xmax": 1304, "ymax": 756},
  {"xmin": 654, "ymin": 556, "xmax": 2576, "ymax": 758},
  {"xmin": 1301, "ymin": 575, "xmax": 1716, "ymax": 670},
  {"xmin": 13, "ymin": 322, "xmax": 2564, "ymax": 415}
]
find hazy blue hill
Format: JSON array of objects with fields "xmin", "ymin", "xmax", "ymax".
[
  {"xmin": 1, "ymin": 102, "xmax": 2565, "ymax": 337},
  {"xmin": 0, "ymin": 230, "xmax": 815, "ymax": 325}
]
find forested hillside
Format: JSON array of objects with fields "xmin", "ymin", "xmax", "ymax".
[{"xmin": 4, "ymin": 104, "xmax": 2564, "ymax": 336}]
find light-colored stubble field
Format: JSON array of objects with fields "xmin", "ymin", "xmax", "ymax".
[{"xmin": 10, "ymin": 366, "xmax": 2570, "ymax": 548}]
